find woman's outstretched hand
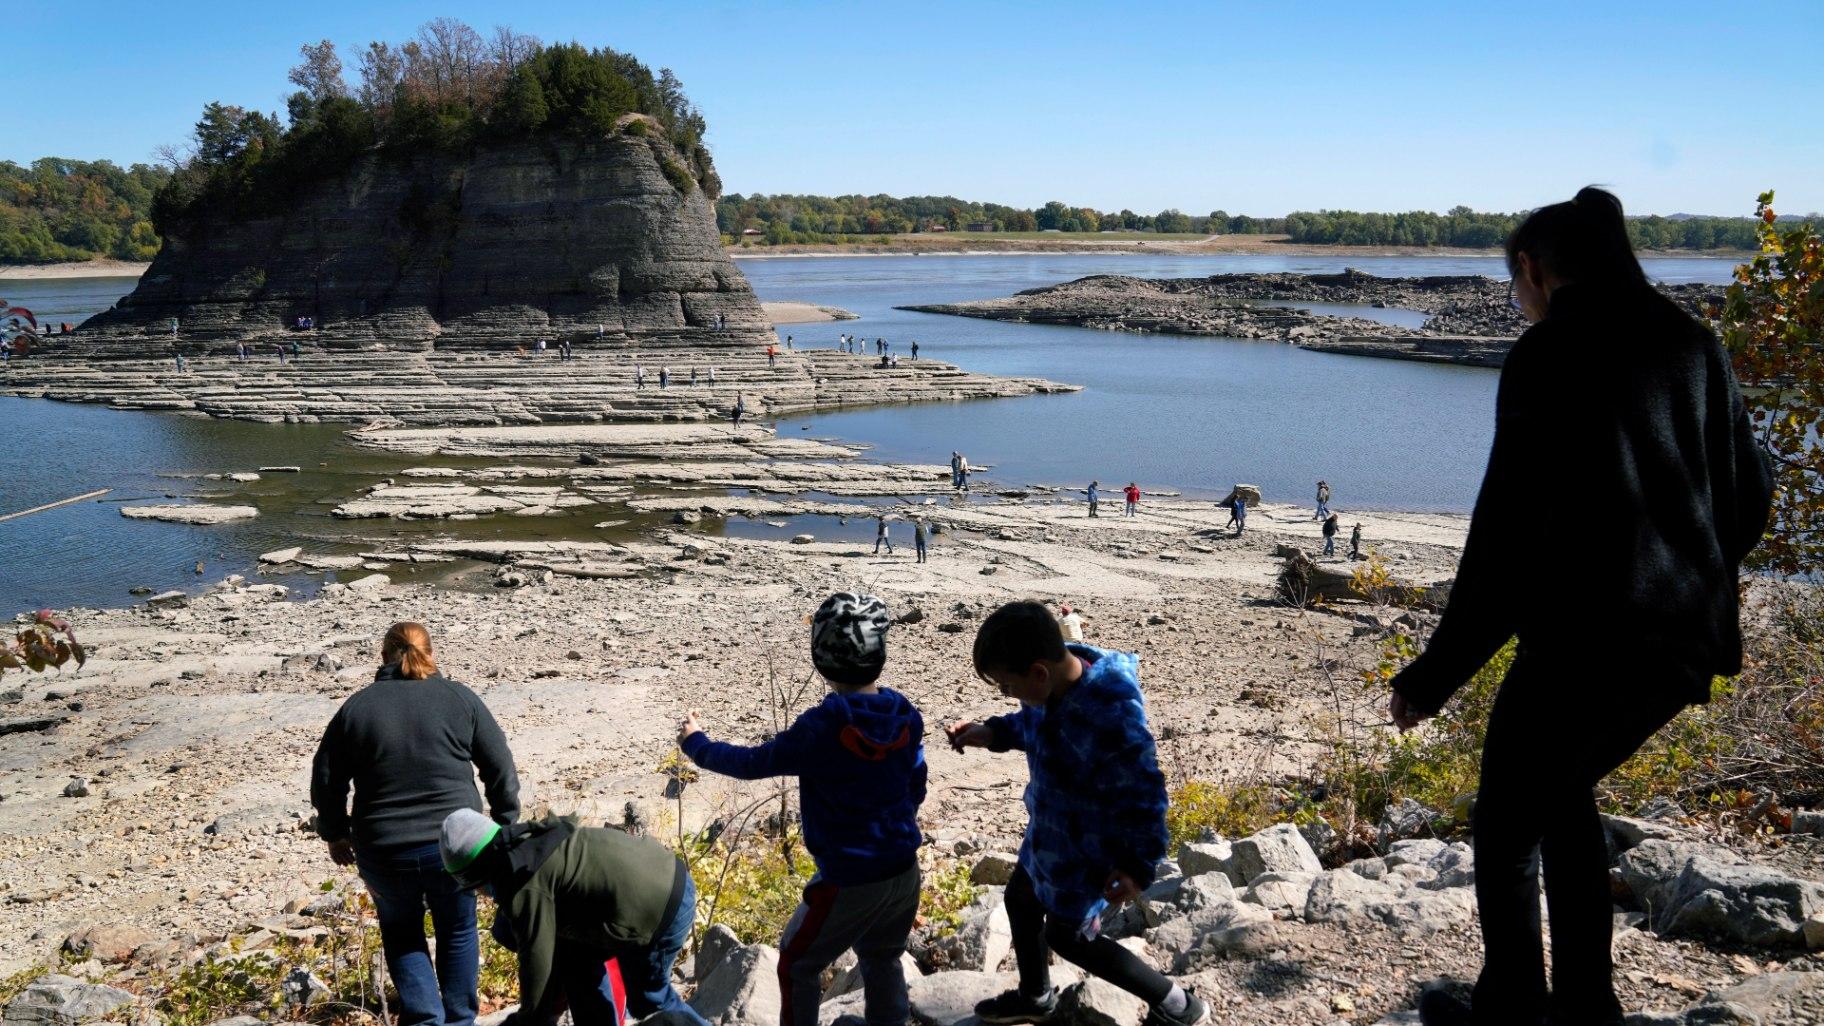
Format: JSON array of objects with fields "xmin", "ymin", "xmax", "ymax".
[
  {"xmin": 1389, "ymin": 692, "xmax": 1431, "ymax": 732},
  {"xmin": 327, "ymin": 839, "xmax": 355, "ymax": 866}
]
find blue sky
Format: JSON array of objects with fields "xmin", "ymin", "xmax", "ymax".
[{"xmin": 11, "ymin": 1, "xmax": 1821, "ymax": 216}]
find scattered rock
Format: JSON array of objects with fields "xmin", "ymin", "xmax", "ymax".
[
  {"xmin": 144, "ymin": 590, "xmax": 189, "ymax": 609},
  {"xmin": 119, "ymin": 504, "xmax": 259, "ymax": 525},
  {"xmin": 62, "ymin": 925, "xmax": 155, "ymax": 964},
  {"xmin": 344, "ymin": 574, "xmax": 392, "ymax": 592},
  {"xmin": 1177, "ymin": 839, "xmax": 1233, "ymax": 881},
  {"xmin": 792, "ymin": 534, "xmax": 815, "ymax": 545},
  {"xmin": 689, "ymin": 937, "xmax": 781, "ymax": 1025},
  {"xmin": 1378, "ymin": 798, "xmax": 1442, "ymax": 845},
  {"xmin": 0, "ymin": 714, "xmax": 69, "ymax": 737},
  {"xmin": 969, "ymin": 852, "xmax": 1018, "ymax": 886},
  {"xmin": 1226, "ymin": 824, "xmax": 1322, "ymax": 886},
  {"xmin": 62, "ymin": 777, "xmax": 90, "ymax": 798},
  {"xmin": 907, "ymin": 970, "xmax": 1015, "ymax": 1026},
  {"xmin": 2, "ymin": 975, "xmax": 135, "ymax": 1026},
  {"xmin": 1303, "ymin": 868, "xmax": 1474, "ymax": 935},
  {"xmin": 1052, "ymin": 978, "xmax": 1146, "ymax": 1026},
  {"xmin": 259, "ymin": 547, "xmax": 304, "ymax": 564}
]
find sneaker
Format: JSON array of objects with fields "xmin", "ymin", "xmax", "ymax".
[
  {"xmin": 974, "ymin": 988, "xmax": 1057, "ymax": 1025},
  {"xmin": 1144, "ymin": 990, "xmax": 1209, "ymax": 1026}
]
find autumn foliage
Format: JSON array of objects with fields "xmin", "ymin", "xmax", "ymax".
[
  {"xmin": 0, "ymin": 610, "xmax": 85, "ymax": 674},
  {"xmin": 1717, "ymin": 191, "xmax": 1824, "ymax": 578}
]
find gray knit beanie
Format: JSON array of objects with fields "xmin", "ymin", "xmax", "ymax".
[
  {"xmin": 440, "ymin": 809, "xmax": 502, "ymax": 888},
  {"xmin": 811, "ymin": 592, "xmax": 890, "ymax": 687}
]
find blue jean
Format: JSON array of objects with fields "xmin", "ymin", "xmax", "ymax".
[
  {"xmin": 357, "ymin": 842, "xmax": 479, "ymax": 1026},
  {"xmin": 557, "ymin": 872, "xmax": 709, "ymax": 1026},
  {"xmin": 1323, "ymin": 535, "xmax": 1335, "ymax": 556}
]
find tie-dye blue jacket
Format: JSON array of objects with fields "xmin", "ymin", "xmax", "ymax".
[{"xmin": 984, "ymin": 644, "xmax": 1169, "ymax": 922}]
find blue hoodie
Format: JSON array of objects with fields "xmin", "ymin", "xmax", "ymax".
[{"xmin": 682, "ymin": 688, "xmax": 926, "ymax": 885}]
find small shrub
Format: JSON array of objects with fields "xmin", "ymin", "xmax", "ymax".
[
  {"xmin": 1166, "ymin": 780, "xmax": 1283, "ymax": 850},
  {"xmin": 660, "ymin": 157, "xmax": 696, "ymax": 194},
  {"xmin": 621, "ymin": 118, "xmax": 650, "ymax": 137},
  {"xmin": 917, "ymin": 860, "xmax": 981, "ymax": 938},
  {"xmin": 680, "ymin": 826, "xmax": 814, "ymax": 944}
]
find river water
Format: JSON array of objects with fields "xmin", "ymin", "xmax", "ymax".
[{"xmin": 0, "ymin": 253, "xmax": 1737, "ymax": 611}]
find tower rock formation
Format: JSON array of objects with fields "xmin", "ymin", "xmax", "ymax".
[{"xmin": 79, "ymin": 122, "xmax": 764, "ymax": 352}]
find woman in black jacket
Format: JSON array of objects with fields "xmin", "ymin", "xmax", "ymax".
[
  {"xmin": 311, "ymin": 622, "xmax": 520, "ymax": 1026},
  {"xmin": 1389, "ymin": 188, "xmax": 1773, "ymax": 1026}
]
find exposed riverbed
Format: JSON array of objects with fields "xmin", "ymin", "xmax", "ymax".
[{"xmin": 3, "ymin": 254, "xmax": 1737, "ymax": 611}]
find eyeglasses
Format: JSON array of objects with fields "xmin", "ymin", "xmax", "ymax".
[{"xmin": 1505, "ymin": 279, "xmax": 1522, "ymax": 312}]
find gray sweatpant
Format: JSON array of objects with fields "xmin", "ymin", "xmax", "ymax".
[{"xmin": 777, "ymin": 863, "xmax": 921, "ymax": 1026}]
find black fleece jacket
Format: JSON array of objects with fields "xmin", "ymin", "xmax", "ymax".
[
  {"xmin": 1392, "ymin": 281, "xmax": 1774, "ymax": 713},
  {"xmin": 310, "ymin": 664, "xmax": 520, "ymax": 850}
]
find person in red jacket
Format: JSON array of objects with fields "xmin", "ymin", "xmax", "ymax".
[{"xmin": 1122, "ymin": 483, "xmax": 1140, "ymax": 517}]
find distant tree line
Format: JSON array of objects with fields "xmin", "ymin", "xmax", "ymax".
[
  {"xmin": 150, "ymin": 19, "xmax": 717, "ymax": 235},
  {"xmin": 717, "ymin": 194, "xmax": 1786, "ymax": 251},
  {"xmin": 0, "ymin": 159, "xmax": 169, "ymax": 263}
]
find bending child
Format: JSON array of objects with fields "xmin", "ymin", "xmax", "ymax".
[
  {"xmin": 680, "ymin": 593, "xmax": 928, "ymax": 1026},
  {"xmin": 946, "ymin": 601, "xmax": 1206, "ymax": 1026}
]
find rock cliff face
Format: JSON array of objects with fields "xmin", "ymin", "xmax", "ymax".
[{"xmin": 79, "ymin": 124, "xmax": 764, "ymax": 351}]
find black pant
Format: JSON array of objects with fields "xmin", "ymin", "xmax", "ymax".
[
  {"xmin": 1470, "ymin": 649, "xmax": 1692, "ymax": 1025},
  {"xmin": 1004, "ymin": 865, "xmax": 1170, "ymax": 1005}
]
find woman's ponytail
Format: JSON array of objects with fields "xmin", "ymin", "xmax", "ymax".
[
  {"xmin": 1505, "ymin": 185, "xmax": 1646, "ymax": 288},
  {"xmin": 381, "ymin": 621, "xmax": 438, "ymax": 680}
]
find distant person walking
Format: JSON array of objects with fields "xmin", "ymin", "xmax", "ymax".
[
  {"xmin": 689, "ymin": 367, "xmax": 698, "ymax": 386},
  {"xmin": 1350, "ymin": 522, "xmax": 1363, "ymax": 560},
  {"xmin": 1086, "ymin": 481, "xmax": 1100, "ymax": 518},
  {"xmin": 1315, "ymin": 480, "xmax": 1331, "ymax": 521},
  {"xmin": 1228, "ymin": 493, "xmax": 1246, "ymax": 535},
  {"xmin": 910, "ymin": 340, "xmax": 919, "ymax": 361},
  {"xmin": 767, "ymin": 345, "xmax": 777, "ymax": 368},
  {"xmin": 950, "ymin": 451, "xmax": 964, "ymax": 490},
  {"xmin": 311, "ymin": 622, "xmax": 518, "ymax": 1026},
  {"xmin": 874, "ymin": 514, "xmax": 894, "ymax": 555},
  {"xmin": 1389, "ymin": 188, "xmax": 1774, "ymax": 1026},
  {"xmin": 635, "ymin": 364, "xmax": 646, "ymax": 389},
  {"xmin": 785, "ymin": 334, "xmax": 793, "ymax": 349},
  {"xmin": 1124, "ymin": 482, "xmax": 1141, "ymax": 517},
  {"xmin": 1322, "ymin": 513, "xmax": 1339, "ymax": 556},
  {"xmin": 659, "ymin": 366, "xmax": 670, "ymax": 389},
  {"xmin": 732, "ymin": 395, "xmax": 746, "ymax": 429},
  {"xmin": 914, "ymin": 518, "xmax": 930, "ymax": 563},
  {"xmin": 169, "ymin": 317, "xmax": 179, "ymax": 338},
  {"xmin": 174, "ymin": 352, "xmax": 185, "ymax": 372},
  {"xmin": 535, "ymin": 338, "xmax": 546, "ymax": 357}
]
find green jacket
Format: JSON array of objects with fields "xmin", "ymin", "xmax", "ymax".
[{"xmin": 494, "ymin": 818, "xmax": 687, "ymax": 1018}]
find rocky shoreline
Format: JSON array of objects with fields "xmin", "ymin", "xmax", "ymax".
[
  {"xmin": 3, "ymin": 423, "xmax": 1821, "ymax": 1024},
  {"xmin": 0, "ymin": 346, "xmax": 1074, "ymax": 426},
  {"xmin": 902, "ymin": 271, "xmax": 1722, "ymax": 368}
]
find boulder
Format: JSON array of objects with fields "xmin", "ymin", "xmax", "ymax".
[
  {"xmin": 1615, "ymin": 839, "xmax": 1737, "ymax": 913},
  {"xmin": 908, "ymin": 970, "xmax": 1016, "ymax": 1026},
  {"xmin": 1384, "ymin": 838, "xmax": 1448, "ymax": 869},
  {"xmin": 970, "ymin": 852, "xmax": 1019, "ymax": 886},
  {"xmin": 1241, "ymin": 872, "xmax": 1318, "ymax": 915},
  {"xmin": 1226, "ymin": 824, "xmax": 1322, "ymax": 886},
  {"xmin": 62, "ymin": 925, "xmax": 155, "ymax": 964},
  {"xmin": 259, "ymin": 546, "xmax": 303, "ymax": 564},
  {"xmin": 1177, "ymin": 840, "xmax": 1233, "ymax": 881},
  {"xmin": 1145, "ymin": 900, "xmax": 1273, "ymax": 972},
  {"xmin": 1657, "ymin": 858, "xmax": 1824, "ymax": 948},
  {"xmin": 930, "ymin": 900, "xmax": 1011, "ymax": 972},
  {"xmin": 1052, "ymin": 978, "xmax": 1147, "ymax": 1026},
  {"xmin": 689, "ymin": 939, "xmax": 781, "ymax": 1025},
  {"xmin": 1419, "ymin": 844, "xmax": 1475, "ymax": 890},
  {"xmin": 1378, "ymin": 799, "xmax": 1442, "ymax": 846},
  {"xmin": 2, "ymin": 976, "xmax": 135, "ymax": 1026},
  {"xmin": 1303, "ymin": 869, "xmax": 1474, "ymax": 935},
  {"xmin": 206, "ymin": 803, "xmax": 302, "ymax": 838},
  {"xmin": 145, "ymin": 590, "xmax": 189, "ymax": 609},
  {"xmin": 1674, "ymin": 971, "xmax": 1824, "ymax": 1025},
  {"xmin": 1601, "ymin": 813, "xmax": 1686, "ymax": 851},
  {"xmin": 822, "ymin": 952, "xmax": 922, "ymax": 1001},
  {"xmin": 1792, "ymin": 810, "xmax": 1824, "ymax": 837},
  {"xmin": 61, "ymin": 777, "xmax": 90, "ymax": 798}
]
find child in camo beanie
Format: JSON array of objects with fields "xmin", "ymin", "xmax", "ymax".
[{"xmin": 809, "ymin": 591, "xmax": 891, "ymax": 685}]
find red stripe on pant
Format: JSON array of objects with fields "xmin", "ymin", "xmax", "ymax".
[
  {"xmin": 777, "ymin": 881, "xmax": 841, "ymax": 1026},
  {"xmin": 606, "ymin": 957, "xmax": 626, "ymax": 1026}
]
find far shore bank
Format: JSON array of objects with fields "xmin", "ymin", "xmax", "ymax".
[
  {"xmin": 0, "ymin": 259, "xmax": 151, "ymax": 281},
  {"xmin": 728, "ymin": 233, "xmax": 1753, "ymax": 262}
]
